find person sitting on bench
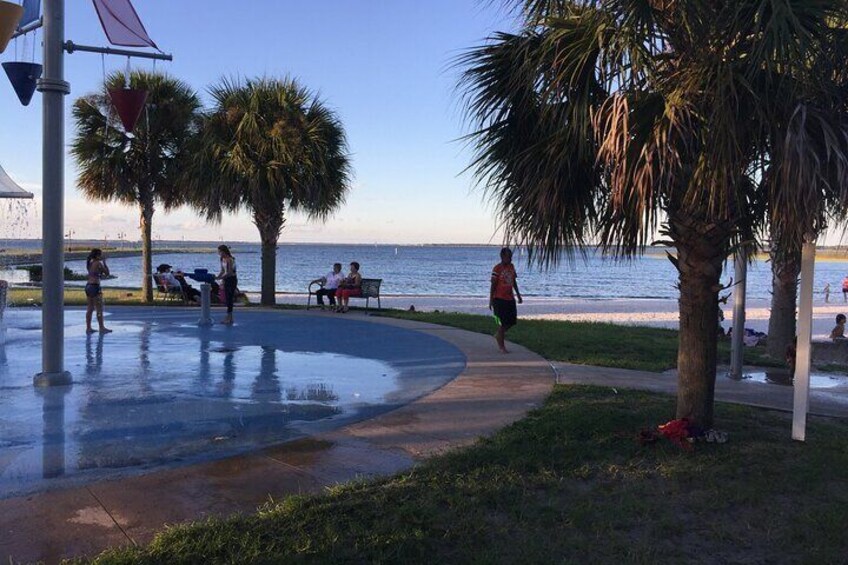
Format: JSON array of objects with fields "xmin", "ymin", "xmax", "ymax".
[
  {"xmin": 334, "ymin": 262, "xmax": 362, "ymax": 313},
  {"xmin": 310, "ymin": 263, "xmax": 344, "ymax": 308}
]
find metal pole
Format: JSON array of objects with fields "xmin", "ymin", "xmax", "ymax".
[
  {"xmin": 729, "ymin": 252, "xmax": 747, "ymax": 379},
  {"xmin": 792, "ymin": 238, "xmax": 816, "ymax": 441},
  {"xmin": 34, "ymin": 0, "xmax": 71, "ymax": 387},
  {"xmin": 64, "ymin": 41, "xmax": 173, "ymax": 62},
  {"xmin": 198, "ymin": 283, "xmax": 213, "ymax": 326}
]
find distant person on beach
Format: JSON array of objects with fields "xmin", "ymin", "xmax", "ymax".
[
  {"xmin": 310, "ymin": 263, "xmax": 344, "ymax": 308},
  {"xmin": 490, "ymin": 247, "xmax": 523, "ymax": 353},
  {"xmin": 824, "ymin": 283, "xmax": 831, "ymax": 303},
  {"xmin": 842, "ymin": 276, "xmax": 848, "ymax": 302},
  {"xmin": 831, "ymin": 314, "xmax": 846, "ymax": 340},
  {"xmin": 216, "ymin": 245, "xmax": 237, "ymax": 325},
  {"xmin": 334, "ymin": 262, "xmax": 362, "ymax": 313},
  {"xmin": 85, "ymin": 248, "xmax": 112, "ymax": 334}
]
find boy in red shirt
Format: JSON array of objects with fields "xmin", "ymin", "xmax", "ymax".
[{"xmin": 490, "ymin": 247, "xmax": 523, "ymax": 353}]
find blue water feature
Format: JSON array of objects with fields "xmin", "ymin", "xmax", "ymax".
[{"xmin": 0, "ymin": 308, "xmax": 465, "ymax": 498}]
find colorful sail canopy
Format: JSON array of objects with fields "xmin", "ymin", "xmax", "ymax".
[
  {"xmin": 18, "ymin": 0, "xmax": 40, "ymax": 29},
  {"xmin": 0, "ymin": 163, "xmax": 33, "ymax": 199},
  {"xmin": 92, "ymin": 0, "xmax": 156, "ymax": 49}
]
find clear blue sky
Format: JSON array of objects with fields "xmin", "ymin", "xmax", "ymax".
[{"xmin": 0, "ymin": 0, "xmax": 518, "ymax": 243}]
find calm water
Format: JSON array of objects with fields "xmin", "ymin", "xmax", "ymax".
[{"xmin": 3, "ymin": 239, "xmax": 848, "ymax": 300}]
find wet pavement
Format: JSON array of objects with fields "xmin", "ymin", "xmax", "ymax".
[
  {"xmin": 556, "ymin": 363, "xmax": 848, "ymax": 418},
  {"xmin": 0, "ymin": 309, "xmax": 555, "ymax": 564},
  {"xmin": 0, "ymin": 308, "xmax": 465, "ymax": 499}
]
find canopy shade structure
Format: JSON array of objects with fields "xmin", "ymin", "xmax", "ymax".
[
  {"xmin": 0, "ymin": 163, "xmax": 34, "ymax": 199},
  {"xmin": 92, "ymin": 0, "xmax": 156, "ymax": 49}
]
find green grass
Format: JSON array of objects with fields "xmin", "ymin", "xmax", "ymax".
[
  {"xmin": 9, "ymin": 287, "xmax": 153, "ymax": 306},
  {"xmin": 377, "ymin": 310, "xmax": 780, "ymax": 372},
  {"xmin": 7, "ymin": 287, "xmax": 251, "ymax": 307},
  {"xmin": 83, "ymin": 386, "xmax": 848, "ymax": 564}
]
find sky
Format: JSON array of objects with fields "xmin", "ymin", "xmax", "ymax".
[{"xmin": 0, "ymin": 0, "xmax": 519, "ymax": 244}]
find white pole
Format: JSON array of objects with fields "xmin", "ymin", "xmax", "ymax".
[
  {"xmin": 792, "ymin": 238, "xmax": 816, "ymax": 441},
  {"xmin": 198, "ymin": 283, "xmax": 213, "ymax": 326},
  {"xmin": 34, "ymin": 0, "xmax": 71, "ymax": 386},
  {"xmin": 730, "ymin": 251, "xmax": 747, "ymax": 379}
]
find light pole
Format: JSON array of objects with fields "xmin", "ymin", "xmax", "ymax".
[{"xmin": 34, "ymin": 0, "xmax": 70, "ymax": 386}]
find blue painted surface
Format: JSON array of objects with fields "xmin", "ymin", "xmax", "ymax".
[{"xmin": 0, "ymin": 308, "xmax": 465, "ymax": 498}]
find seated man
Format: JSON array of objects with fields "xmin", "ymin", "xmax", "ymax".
[
  {"xmin": 157, "ymin": 264, "xmax": 200, "ymax": 302},
  {"xmin": 310, "ymin": 263, "xmax": 344, "ymax": 308}
]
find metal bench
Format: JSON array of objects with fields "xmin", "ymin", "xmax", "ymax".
[
  {"xmin": 353, "ymin": 278, "xmax": 382, "ymax": 311},
  {"xmin": 305, "ymin": 278, "xmax": 382, "ymax": 311}
]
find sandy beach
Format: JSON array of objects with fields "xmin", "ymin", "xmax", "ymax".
[{"xmin": 271, "ymin": 293, "xmax": 845, "ymax": 339}]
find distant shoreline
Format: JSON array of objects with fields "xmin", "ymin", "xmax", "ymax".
[{"xmin": 0, "ymin": 247, "xmax": 218, "ymax": 268}]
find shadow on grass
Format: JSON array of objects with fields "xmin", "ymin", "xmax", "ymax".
[{"xmin": 86, "ymin": 386, "xmax": 848, "ymax": 564}]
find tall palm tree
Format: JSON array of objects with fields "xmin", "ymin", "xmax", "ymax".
[
  {"xmin": 460, "ymin": 0, "xmax": 848, "ymax": 428},
  {"xmin": 71, "ymin": 71, "xmax": 201, "ymax": 302},
  {"xmin": 186, "ymin": 77, "xmax": 351, "ymax": 306}
]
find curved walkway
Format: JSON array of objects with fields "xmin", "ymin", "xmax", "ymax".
[
  {"xmin": 0, "ymin": 310, "xmax": 554, "ymax": 564},
  {"xmin": 556, "ymin": 363, "xmax": 848, "ymax": 418}
]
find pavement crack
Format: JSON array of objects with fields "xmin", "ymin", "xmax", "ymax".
[{"xmin": 86, "ymin": 486, "xmax": 136, "ymax": 546}]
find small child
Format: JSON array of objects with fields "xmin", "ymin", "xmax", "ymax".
[{"xmin": 830, "ymin": 314, "xmax": 846, "ymax": 340}]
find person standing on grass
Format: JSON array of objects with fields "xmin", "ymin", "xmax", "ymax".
[
  {"xmin": 85, "ymin": 248, "xmax": 112, "ymax": 334},
  {"xmin": 489, "ymin": 247, "xmax": 522, "ymax": 353},
  {"xmin": 216, "ymin": 245, "xmax": 238, "ymax": 325}
]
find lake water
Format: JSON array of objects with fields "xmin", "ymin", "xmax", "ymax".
[{"xmin": 2, "ymin": 239, "xmax": 848, "ymax": 300}]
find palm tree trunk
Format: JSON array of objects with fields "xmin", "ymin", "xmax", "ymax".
[
  {"xmin": 670, "ymin": 213, "xmax": 732, "ymax": 429},
  {"xmin": 767, "ymin": 244, "xmax": 801, "ymax": 359},
  {"xmin": 140, "ymin": 202, "xmax": 154, "ymax": 303},
  {"xmin": 254, "ymin": 209, "xmax": 283, "ymax": 307},
  {"xmin": 259, "ymin": 234, "xmax": 278, "ymax": 306}
]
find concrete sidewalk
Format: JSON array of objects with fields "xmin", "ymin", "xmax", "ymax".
[
  {"xmin": 556, "ymin": 363, "xmax": 848, "ymax": 418},
  {"xmin": 0, "ymin": 312, "xmax": 554, "ymax": 564}
]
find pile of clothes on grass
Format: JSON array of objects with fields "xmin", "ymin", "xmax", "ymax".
[{"xmin": 726, "ymin": 327, "xmax": 767, "ymax": 347}]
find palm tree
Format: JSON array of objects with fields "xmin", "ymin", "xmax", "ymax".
[
  {"xmin": 185, "ymin": 77, "xmax": 352, "ymax": 306},
  {"xmin": 71, "ymin": 71, "xmax": 201, "ymax": 302},
  {"xmin": 460, "ymin": 0, "xmax": 848, "ymax": 428}
]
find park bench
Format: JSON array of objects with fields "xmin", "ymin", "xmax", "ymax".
[{"xmin": 306, "ymin": 278, "xmax": 382, "ymax": 311}]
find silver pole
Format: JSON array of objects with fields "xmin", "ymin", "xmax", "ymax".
[
  {"xmin": 729, "ymin": 252, "xmax": 747, "ymax": 379},
  {"xmin": 34, "ymin": 0, "xmax": 71, "ymax": 387},
  {"xmin": 198, "ymin": 283, "xmax": 213, "ymax": 326},
  {"xmin": 792, "ymin": 238, "xmax": 816, "ymax": 441}
]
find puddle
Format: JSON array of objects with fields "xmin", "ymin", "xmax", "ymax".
[{"xmin": 732, "ymin": 371, "xmax": 848, "ymax": 389}]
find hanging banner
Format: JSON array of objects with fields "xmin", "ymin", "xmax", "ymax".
[
  {"xmin": 92, "ymin": 0, "xmax": 157, "ymax": 49},
  {"xmin": 19, "ymin": 0, "xmax": 40, "ymax": 29}
]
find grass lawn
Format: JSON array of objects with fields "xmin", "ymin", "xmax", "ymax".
[
  {"xmin": 378, "ymin": 310, "xmax": 780, "ymax": 372},
  {"xmin": 85, "ymin": 385, "xmax": 848, "ymax": 564},
  {"xmin": 8, "ymin": 287, "xmax": 177, "ymax": 306}
]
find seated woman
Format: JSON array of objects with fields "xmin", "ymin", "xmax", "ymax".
[
  {"xmin": 334, "ymin": 261, "xmax": 362, "ymax": 313},
  {"xmin": 157, "ymin": 264, "xmax": 200, "ymax": 302},
  {"xmin": 831, "ymin": 314, "xmax": 846, "ymax": 340}
]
